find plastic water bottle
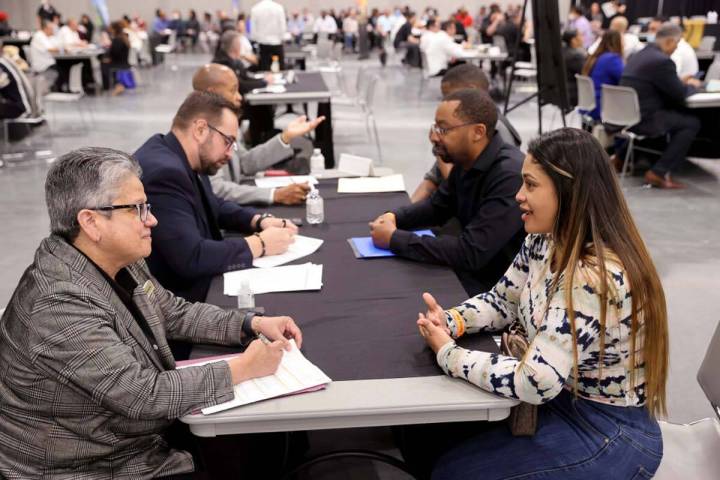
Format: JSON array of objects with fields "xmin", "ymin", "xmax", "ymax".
[
  {"xmin": 306, "ymin": 187, "xmax": 324, "ymax": 224},
  {"xmin": 270, "ymin": 55, "xmax": 280, "ymax": 73},
  {"xmin": 236, "ymin": 279, "xmax": 255, "ymax": 309},
  {"xmin": 310, "ymin": 148, "xmax": 325, "ymax": 174}
]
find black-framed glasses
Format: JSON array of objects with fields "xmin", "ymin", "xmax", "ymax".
[
  {"xmin": 91, "ymin": 202, "xmax": 152, "ymax": 223},
  {"xmin": 207, "ymin": 124, "xmax": 238, "ymax": 152},
  {"xmin": 429, "ymin": 122, "xmax": 478, "ymax": 137}
]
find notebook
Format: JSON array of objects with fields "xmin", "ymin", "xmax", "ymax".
[{"xmin": 348, "ymin": 230, "xmax": 435, "ymax": 258}]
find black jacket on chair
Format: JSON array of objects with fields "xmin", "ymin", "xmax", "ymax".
[
  {"xmin": 134, "ymin": 132, "xmax": 257, "ymax": 302},
  {"xmin": 620, "ymin": 43, "xmax": 696, "ymax": 135}
]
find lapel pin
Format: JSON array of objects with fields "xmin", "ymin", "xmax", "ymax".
[{"xmin": 142, "ymin": 280, "xmax": 155, "ymax": 297}]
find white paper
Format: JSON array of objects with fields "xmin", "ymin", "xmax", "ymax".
[
  {"xmin": 687, "ymin": 92, "xmax": 720, "ymax": 106},
  {"xmin": 224, "ymin": 263, "xmax": 323, "ymax": 295},
  {"xmin": 337, "ymin": 174, "xmax": 406, "ymax": 193},
  {"xmin": 318, "ymin": 154, "xmax": 396, "ymax": 179},
  {"xmin": 253, "ymin": 235, "xmax": 323, "ymax": 268},
  {"xmin": 337, "ymin": 153, "xmax": 373, "ymax": 176},
  {"xmin": 706, "ymin": 79, "xmax": 720, "ymax": 93},
  {"xmin": 178, "ymin": 340, "xmax": 332, "ymax": 414},
  {"xmin": 254, "ymin": 175, "xmax": 318, "ymax": 188}
]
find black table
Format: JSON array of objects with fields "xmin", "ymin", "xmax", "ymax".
[
  {"xmin": 185, "ymin": 182, "xmax": 513, "ymax": 436},
  {"xmin": 244, "ymin": 72, "xmax": 335, "ymax": 167},
  {"xmin": 204, "ymin": 181, "xmax": 497, "ymax": 382},
  {"xmin": 0, "ymin": 36, "xmax": 31, "ymax": 60}
]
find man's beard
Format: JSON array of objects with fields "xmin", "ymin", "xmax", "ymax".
[
  {"xmin": 199, "ymin": 144, "xmax": 223, "ymax": 176},
  {"xmin": 432, "ymin": 143, "xmax": 456, "ymax": 164}
]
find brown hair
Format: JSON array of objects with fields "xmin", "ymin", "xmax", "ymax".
[
  {"xmin": 581, "ymin": 30, "xmax": 623, "ymax": 75},
  {"xmin": 527, "ymin": 128, "xmax": 668, "ymax": 417},
  {"xmin": 171, "ymin": 91, "xmax": 237, "ymax": 131}
]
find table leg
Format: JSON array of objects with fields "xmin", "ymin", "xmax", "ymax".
[{"xmin": 315, "ymin": 101, "xmax": 334, "ymax": 168}]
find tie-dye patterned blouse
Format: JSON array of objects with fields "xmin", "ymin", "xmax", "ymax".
[{"xmin": 436, "ymin": 233, "xmax": 646, "ymax": 407}]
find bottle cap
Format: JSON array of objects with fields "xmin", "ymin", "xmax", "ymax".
[{"xmin": 313, "ymin": 148, "xmax": 322, "ymax": 155}]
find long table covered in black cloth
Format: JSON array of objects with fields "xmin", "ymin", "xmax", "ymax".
[{"xmin": 182, "ymin": 180, "xmax": 516, "ymax": 436}]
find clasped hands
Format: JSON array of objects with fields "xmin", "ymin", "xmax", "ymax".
[
  {"xmin": 417, "ymin": 292, "xmax": 454, "ymax": 354},
  {"xmin": 368, "ymin": 212, "xmax": 397, "ymax": 249}
]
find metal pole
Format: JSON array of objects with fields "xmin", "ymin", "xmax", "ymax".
[{"xmin": 658, "ymin": 0, "xmax": 664, "ymax": 17}]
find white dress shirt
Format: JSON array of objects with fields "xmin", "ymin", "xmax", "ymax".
[
  {"xmin": 239, "ymin": 34, "xmax": 254, "ymax": 67},
  {"xmin": 342, "ymin": 17, "xmax": 359, "ymax": 35},
  {"xmin": 420, "ymin": 30, "xmax": 465, "ymax": 76},
  {"xmin": 313, "ymin": 16, "xmax": 338, "ymax": 34},
  {"xmin": 671, "ymin": 39, "xmax": 699, "ymax": 78},
  {"xmin": 250, "ymin": 0, "xmax": 286, "ymax": 45},
  {"xmin": 57, "ymin": 25, "xmax": 81, "ymax": 50},
  {"xmin": 30, "ymin": 30, "xmax": 58, "ymax": 73}
]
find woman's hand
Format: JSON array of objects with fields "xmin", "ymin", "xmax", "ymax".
[
  {"xmin": 422, "ymin": 292, "xmax": 450, "ymax": 335},
  {"xmin": 252, "ymin": 315, "xmax": 303, "ymax": 349},
  {"xmin": 417, "ymin": 313, "xmax": 454, "ymax": 354}
]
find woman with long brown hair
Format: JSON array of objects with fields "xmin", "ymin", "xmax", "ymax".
[
  {"xmin": 417, "ymin": 128, "xmax": 668, "ymax": 479},
  {"xmin": 581, "ymin": 29, "xmax": 624, "ymax": 120}
]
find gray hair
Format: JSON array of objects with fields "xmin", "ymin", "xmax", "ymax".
[
  {"xmin": 45, "ymin": 147, "xmax": 142, "ymax": 241},
  {"xmin": 219, "ymin": 30, "xmax": 240, "ymax": 54},
  {"xmin": 656, "ymin": 24, "xmax": 683, "ymax": 41}
]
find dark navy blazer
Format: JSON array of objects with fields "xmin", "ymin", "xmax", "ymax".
[{"xmin": 135, "ymin": 132, "xmax": 256, "ymax": 302}]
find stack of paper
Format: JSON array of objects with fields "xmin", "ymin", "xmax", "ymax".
[
  {"xmin": 348, "ymin": 230, "xmax": 435, "ymax": 258},
  {"xmin": 177, "ymin": 339, "xmax": 332, "ymax": 414},
  {"xmin": 224, "ymin": 263, "xmax": 323, "ymax": 295},
  {"xmin": 253, "ymin": 235, "xmax": 323, "ymax": 268},
  {"xmin": 319, "ymin": 153, "xmax": 396, "ymax": 179},
  {"xmin": 255, "ymin": 175, "xmax": 318, "ymax": 188},
  {"xmin": 337, "ymin": 174, "xmax": 406, "ymax": 193}
]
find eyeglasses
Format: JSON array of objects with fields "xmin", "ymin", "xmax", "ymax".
[
  {"xmin": 91, "ymin": 202, "xmax": 152, "ymax": 223},
  {"xmin": 429, "ymin": 122, "xmax": 478, "ymax": 137},
  {"xmin": 208, "ymin": 124, "xmax": 238, "ymax": 152}
]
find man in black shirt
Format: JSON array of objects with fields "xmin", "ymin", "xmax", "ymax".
[
  {"xmin": 369, "ymin": 89, "xmax": 525, "ymax": 295},
  {"xmin": 562, "ymin": 29, "xmax": 587, "ymax": 107}
]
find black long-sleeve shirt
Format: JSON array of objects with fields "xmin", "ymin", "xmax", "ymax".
[{"xmin": 389, "ymin": 134, "xmax": 526, "ymax": 296}]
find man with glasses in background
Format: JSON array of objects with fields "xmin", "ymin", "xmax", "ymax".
[
  {"xmin": 368, "ymin": 89, "xmax": 525, "ymax": 296},
  {"xmin": 134, "ymin": 91, "xmax": 297, "ymax": 314}
]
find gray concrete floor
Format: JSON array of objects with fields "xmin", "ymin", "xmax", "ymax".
[{"xmin": 1, "ymin": 52, "xmax": 719, "ymax": 430}]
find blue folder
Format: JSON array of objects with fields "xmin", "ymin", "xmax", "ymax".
[{"xmin": 348, "ymin": 230, "xmax": 435, "ymax": 258}]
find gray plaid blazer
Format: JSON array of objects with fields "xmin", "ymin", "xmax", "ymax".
[{"xmin": 0, "ymin": 235, "xmax": 248, "ymax": 479}]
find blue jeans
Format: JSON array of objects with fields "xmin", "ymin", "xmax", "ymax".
[{"xmin": 433, "ymin": 389, "xmax": 663, "ymax": 480}]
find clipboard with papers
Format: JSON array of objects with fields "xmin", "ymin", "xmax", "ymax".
[{"xmin": 177, "ymin": 339, "xmax": 331, "ymax": 415}]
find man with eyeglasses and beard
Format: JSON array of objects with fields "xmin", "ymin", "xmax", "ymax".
[
  {"xmin": 369, "ymin": 89, "xmax": 525, "ymax": 296},
  {"xmin": 134, "ymin": 91, "xmax": 297, "ymax": 311}
]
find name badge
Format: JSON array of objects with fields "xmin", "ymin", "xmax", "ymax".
[{"xmin": 142, "ymin": 280, "xmax": 155, "ymax": 297}]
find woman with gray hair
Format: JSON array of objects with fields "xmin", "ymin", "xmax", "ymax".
[{"xmin": 0, "ymin": 147, "xmax": 302, "ymax": 479}]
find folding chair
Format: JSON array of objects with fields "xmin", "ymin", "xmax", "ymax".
[
  {"xmin": 600, "ymin": 85, "xmax": 662, "ymax": 179},
  {"xmin": 44, "ymin": 62, "xmax": 93, "ymax": 132},
  {"xmin": 654, "ymin": 319, "xmax": 720, "ymax": 479}
]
